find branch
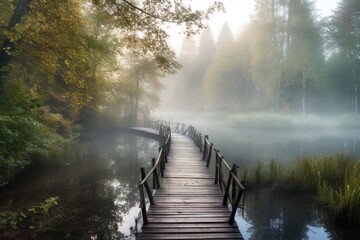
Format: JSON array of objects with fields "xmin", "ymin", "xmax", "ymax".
[{"xmin": 121, "ymin": 0, "xmax": 174, "ymax": 23}]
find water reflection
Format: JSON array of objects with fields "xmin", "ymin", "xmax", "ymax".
[
  {"xmin": 0, "ymin": 132, "xmax": 159, "ymax": 239},
  {"xmin": 200, "ymin": 127, "xmax": 360, "ymax": 167},
  {"xmin": 237, "ymin": 189, "xmax": 331, "ymax": 240},
  {"xmin": 196, "ymin": 124, "xmax": 360, "ymax": 240}
]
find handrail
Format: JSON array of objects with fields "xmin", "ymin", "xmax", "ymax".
[
  {"xmin": 205, "ymin": 138, "xmax": 245, "ymax": 190},
  {"xmin": 140, "ymin": 120, "xmax": 246, "ymax": 225},
  {"xmin": 139, "ymin": 148, "xmax": 163, "ymax": 186},
  {"xmin": 138, "ymin": 125, "xmax": 171, "ymax": 225}
]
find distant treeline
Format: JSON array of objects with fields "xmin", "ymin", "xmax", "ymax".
[{"xmin": 164, "ymin": 0, "xmax": 360, "ymax": 114}]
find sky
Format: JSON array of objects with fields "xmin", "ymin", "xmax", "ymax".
[{"xmin": 167, "ymin": 0, "xmax": 340, "ymax": 53}]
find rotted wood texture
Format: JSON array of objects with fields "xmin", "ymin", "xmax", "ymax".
[{"xmin": 137, "ymin": 133, "xmax": 243, "ymax": 240}]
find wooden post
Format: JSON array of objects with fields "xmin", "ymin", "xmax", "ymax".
[
  {"xmin": 164, "ymin": 145, "xmax": 168, "ymax": 163},
  {"xmin": 202, "ymin": 135, "xmax": 208, "ymax": 160},
  {"xmin": 219, "ymin": 155, "xmax": 223, "ymax": 191},
  {"xmin": 223, "ymin": 164, "xmax": 236, "ymax": 205},
  {"xmin": 152, "ymin": 158, "xmax": 156, "ymax": 189},
  {"xmin": 229, "ymin": 190, "xmax": 244, "ymax": 225},
  {"xmin": 139, "ymin": 185, "xmax": 148, "ymax": 225},
  {"xmin": 198, "ymin": 133, "xmax": 202, "ymax": 151},
  {"xmin": 159, "ymin": 148, "xmax": 164, "ymax": 177},
  {"xmin": 141, "ymin": 168, "xmax": 154, "ymax": 205},
  {"xmin": 232, "ymin": 164, "xmax": 238, "ymax": 203},
  {"xmin": 152, "ymin": 158, "xmax": 161, "ymax": 189},
  {"xmin": 214, "ymin": 152, "xmax": 219, "ymax": 184},
  {"xmin": 206, "ymin": 143, "xmax": 213, "ymax": 168},
  {"xmin": 161, "ymin": 146, "xmax": 166, "ymax": 171}
]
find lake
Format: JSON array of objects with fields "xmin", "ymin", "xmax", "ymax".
[
  {"xmin": 1, "ymin": 118, "xmax": 360, "ymax": 239},
  {"xmin": 156, "ymin": 116, "xmax": 360, "ymax": 240},
  {"xmin": 0, "ymin": 133, "xmax": 159, "ymax": 239}
]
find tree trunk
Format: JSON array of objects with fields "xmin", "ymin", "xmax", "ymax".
[
  {"xmin": 134, "ymin": 75, "xmax": 139, "ymax": 121},
  {"xmin": 0, "ymin": 0, "xmax": 33, "ymax": 95},
  {"xmin": 302, "ymin": 62, "xmax": 307, "ymax": 117},
  {"xmin": 354, "ymin": 82, "xmax": 358, "ymax": 114}
]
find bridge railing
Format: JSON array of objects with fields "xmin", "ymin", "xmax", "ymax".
[
  {"xmin": 147, "ymin": 120, "xmax": 246, "ymax": 225},
  {"xmin": 202, "ymin": 136, "xmax": 246, "ymax": 224},
  {"xmin": 138, "ymin": 125, "xmax": 171, "ymax": 225},
  {"xmin": 149, "ymin": 120, "xmax": 202, "ymax": 148}
]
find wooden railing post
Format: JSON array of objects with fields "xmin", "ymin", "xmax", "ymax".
[
  {"xmin": 139, "ymin": 185, "xmax": 148, "ymax": 225},
  {"xmin": 223, "ymin": 164, "xmax": 236, "ymax": 205},
  {"xmin": 152, "ymin": 158, "xmax": 156, "ymax": 189},
  {"xmin": 140, "ymin": 168, "xmax": 154, "ymax": 205},
  {"xmin": 218, "ymin": 155, "xmax": 223, "ymax": 190},
  {"xmin": 206, "ymin": 143, "xmax": 213, "ymax": 168},
  {"xmin": 152, "ymin": 158, "xmax": 161, "ymax": 189},
  {"xmin": 198, "ymin": 133, "xmax": 202, "ymax": 151},
  {"xmin": 214, "ymin": 152, "xmax": 219, "ymax": 184},
  {"xmin": 164, "ymin": 144, "xmax": 168, "ymax": 163},
  {"xmin": 232, "ymin": 164, "xmax": 238, "ymax": 203},
  {"xmin": 159, "ymin": 148, "xmax": 164, "ymax": 177},
  {"xmin": 229, "ymin": 189, "xmax": 244, "ymax": 225},
  {"xmin": 202, "ymin": 135, "xmax": 208, "ymax": 160},
  {"xmin": 161, "ymin": 146, "xmax": 166, "ymax": 171}
]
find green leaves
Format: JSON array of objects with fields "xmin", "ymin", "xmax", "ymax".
[{"xmin": 0, "ymin": 196, "xmax": 59, "ymax": 231}]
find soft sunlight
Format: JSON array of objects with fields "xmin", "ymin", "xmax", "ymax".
[{"xmin": 168, "ymin": 0, "xmax": 339, "ymax": 53}]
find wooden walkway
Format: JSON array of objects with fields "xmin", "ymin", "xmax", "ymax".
[{"xmin": 137, "ymin": 133, "xmax": 244, "ymax": 239}]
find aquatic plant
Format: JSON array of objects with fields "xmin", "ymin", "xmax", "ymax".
[
  {"xmin": 317, "ymin": 162, "xmax": 360, "ymax": 225},
  {"xmin": 243, "ymin": 154, "xmax": 360, "ymax": 225}
]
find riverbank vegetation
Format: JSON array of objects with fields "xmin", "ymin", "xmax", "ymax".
[
  {"xmin": 0, "ymin": 197, "xmax": 60, "ymax": 238},
  {"xmin": 242, "ymin": 154, "xmax": 360, "ymax": 226}
]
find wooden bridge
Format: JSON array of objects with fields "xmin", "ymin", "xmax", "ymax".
[{"xmin": 136, "ymin": 121, "xmax": 245, "ymax": 240}]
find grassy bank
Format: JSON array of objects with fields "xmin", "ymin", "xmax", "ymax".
[{"xmin": 243, "ymin": 154, "xmax": 360, "ymax": 226}]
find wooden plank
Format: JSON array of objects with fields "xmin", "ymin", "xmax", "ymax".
[
  {"xmin": 138, "ymin": 233, "xmax": 243, "ymax": 239},
  {"xmin": 141, "ymin": 223, "xmax": 238, "ymax": 229},
  {"xmin": 141, "ymin": 228, "xmax": 240, "ymax": 233}
]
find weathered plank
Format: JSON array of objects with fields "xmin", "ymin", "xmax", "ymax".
[{"xmin": 137, "ymin": 132, "xmax": 243, "ymax": 240}]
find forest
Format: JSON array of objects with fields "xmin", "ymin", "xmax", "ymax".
[
  {"xmin": 163, "ymin": 0, "xmax": 360, "ymax": 116},
  {"xmin": 0, "ymin": 0, "xmax": 223, "ymax": 186}
]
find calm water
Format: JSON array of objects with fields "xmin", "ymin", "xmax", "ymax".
[
  {"xmin": 0, "ymin": 133, "xmax": 159, "ymax": 239},
  {"xmin": 193, "ymin": 123, "xmax": 360, "ymax": 240},
  {"xmin": 2, "ymin": 124, "xmax": 360, "ymax": 240}
]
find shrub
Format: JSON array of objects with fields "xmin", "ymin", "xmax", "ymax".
[
  {"xmin": 0, "ymin": 115, "xmax": 77, "ymax": 186},
  {"xmin": 0, "ymin": 197, "xmax": 61, "ymax": 231}
]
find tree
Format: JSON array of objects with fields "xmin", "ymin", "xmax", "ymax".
[
  {"xmin": 192, "ymin": 27, "xmax": 216, "ymax": 109},
  {"xmin": 203, "ymin": 23, "xmax": 246, "ymax": 111},
  {"xmin": 283, "ymin": 0, "xmax": 324, "ymax": 115},
  {"xmin": 331, "ymin": 0, "xmax": 360, "ymax": 113},
  {"xmin": 250, "ymin": 0, "xmax": 283, "ymax": 110},
  {"xmin": 168, "ymin": 35, "xmax": 197, "ymax": 110},
  {"xmin": 234, "ymin": 26, "xmax": 254, "ymax": 108},
  {"xmin": 0, "ymin": 0, "xmax": 33, "ymax": 95},
  {"xmin": 250, "ymin": 0, "xmax": 325, "ymax": 113}
]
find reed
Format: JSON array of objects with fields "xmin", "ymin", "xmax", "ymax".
[
  {"xmin": 243, "ymin": 154, "xmax": 360, "ymax": 225},
  {"xmin": 317, "ymin": 161, "xmax": 360, "ymax": 225}
]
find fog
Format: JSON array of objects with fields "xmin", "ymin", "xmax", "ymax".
[
  {"xmin": 155, "ymin": 0, "xmax": 360, "ymax": 168},
  {"xmin": 154, "ymin": 111, "xmax": 360, "ymax": 166}
]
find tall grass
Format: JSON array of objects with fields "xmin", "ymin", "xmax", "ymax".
[{"xmin": 244, "ymin": 154, "xmax": 360, "ymax": 225}]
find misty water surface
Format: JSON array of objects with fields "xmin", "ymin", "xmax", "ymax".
[
  {"xmin": 0, "ymin": 133, "xmax": 159, "ymax": 240},
  {"xmin": 153, "ymin": 112, "xmax": 360, "ymax": 240},
  {"xmin": 2, "ymin": 120, "xmax": 359, "ymax": 240}
]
